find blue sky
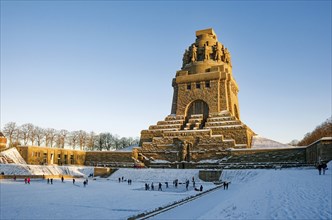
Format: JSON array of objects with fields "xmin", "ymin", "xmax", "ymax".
[{"xmin": 1, "ymin": 1, "xmax": 331, "ymax": 143}]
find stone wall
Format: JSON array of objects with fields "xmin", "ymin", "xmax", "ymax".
[
  {"xmin": 16, "ymin": 146, "xmax": 86, "ymax": 165},
  {"xmin": 85, "ymin": 151, "xmax": 134, "ymax": 167},
  {"xmin": 227, "ymin": 148, "xmax": 307, "ymax": 163},
  {"xmin": 306, "ymin": 137, "xmax": 332, "ymax": 164}
]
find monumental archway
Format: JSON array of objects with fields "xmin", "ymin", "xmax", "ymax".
[{"xmin": 185, "ymin": 100, "xmax": 209, "ymax": 129}]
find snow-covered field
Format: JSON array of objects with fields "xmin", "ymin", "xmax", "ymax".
[
  {"xmin": 0, "ymin": 168, "xmax": 214, "ymax": 219},
  {"xmin": 1, "ymin": 164, "xmax": 331, "ymax": 220},
  {"xmin": 0, "ymin": 164, "xmax": 94, "ymax": 177}
]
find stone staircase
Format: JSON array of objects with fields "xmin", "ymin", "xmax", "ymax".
[
  {"xmin": 184, "ymin": 114, "xmax": 204, "ymax": 130},
  {"xmin": 204, "ymin": 111, "xmax": 245, "ymax": 135}
]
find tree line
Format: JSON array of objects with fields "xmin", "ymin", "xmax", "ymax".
[
  {"xmin": 1, "ymin": 122, "xmax": 139, "ymax": 151},
  {"xmin": 297, "ymin": 117, "xmax": 332, "ymax": 146}
]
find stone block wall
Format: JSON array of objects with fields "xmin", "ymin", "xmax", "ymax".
[
  {"xmin": 85, "ymin": 151, "xmax": 134, "ymax": 167},
  {"xmin": 16, "ymin": 146, "xmax": 86, "ymax": 165},
  {"xmin": 306, "ymin": 137, "xmax": 332, "ymax": 164}
]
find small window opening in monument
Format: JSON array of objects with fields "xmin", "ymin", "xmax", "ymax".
[
  {"xmin": 187, "ymin": 84, "xmax": 191, "ymax": 90},
  {"xmin": 205, "ymin": 81, "xmax": 210, "ymax": 88},
  {"xmin": 196, "ymin": 82, "xmax": 201, "ymax": 89}
]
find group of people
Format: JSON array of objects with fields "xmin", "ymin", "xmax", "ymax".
[
  {"xmin": 24, "ymin": 178, "xmax": 31, "ymax": 184},
  {"xmin": 47, "ymin": 178, "xmax": 53, "ymax": 184},
  {"xmin": 317, "ymin": 162, "xmax": 328, "ymax": 175},
  {"xmin": 223, "ymin": 181, "xmax": 230, "ymax": 190},
  {"xmin": 144, "ymin": 176, "xmax": 203, "ymax": 192}
]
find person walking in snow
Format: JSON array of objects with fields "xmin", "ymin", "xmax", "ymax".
[
  {"xmin": 151, "ymin": 182, "xmax": 154, "ymax": 190},
  {"xmin": 27, "ymin": 178, "xmax": 30, "ymax": 184},
  {"xmin": 83, "ymin": 180, "xmax": 87, "ymax": 187},
  {"xmin": 73, "ymin": 178, "xmax": 75, "ymax": 184},
  {"xmin": 50, "ymin": 178, "xmax": 53, "ymax": 184},
  {"xmin": 200, "ymin": 185, "xmax": 203, "ymax": 191},
  {"xmin": 61, "ymin": 176, "xmax": 64, "ymax": 182},
  {"xmin": 158, "ymin": 182, "xmax": 162, "ymax": 191},
  {"xmin": 318, "ymin": 164, "xmax": 322, "ymax": 175},
  {"xmin": 47, "ymin": 178, "xmax": 50, "ymax": 184},
  {"xmin": 322, "ymin": 163, "xmax": 327, "ymax": 175},
  {"xmin": 24, "ymin": 178, "xmax": 27, "ymax": 184}
]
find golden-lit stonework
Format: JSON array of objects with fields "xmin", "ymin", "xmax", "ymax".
[
  {"xmin": 139, "ymin": 28, "xmax": 255, "ymax": 164},
  {"xmin": 0, "ymin": 132, "xmax": 7, "ymax": 151}
]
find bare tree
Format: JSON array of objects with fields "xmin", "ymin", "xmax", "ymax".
[
  {"xmin": 59, "ymin": 129, "xmax": 69, "ymax": 148},
  {"xmin": 114, "ymin": 134, "xmax": 120, "ymax": 150},
  {"xmin": 45, "ymin": 128, "xmax": 57, "ymax": 147},
  {"xmin": 2, "ymin": 122, "xmax": 17, "ymax": 147},
  {"xmin": 28, "ymin": 124, "xmax": 37, "ymax": 145},
  {"xmin": 86, "ymin": 131, "xmax": 96, "ymax": 151},
  {"xmin": 20, "ymin": 124, "xmax": 31, "ymax": 145},
  {"xmin": 35, "ymin": 126, "xmax": 45, "ymax": 146},
  {"xmin": 78, "ymin": 130, "xmax": 87, "ymax": 150},
  {"xmin": 13, "ymin": 127, "xmax": 21, "ymax": 146},
  {"xmin": 69, "ymin": 131, "xmax": 79, "ymax": 150}
]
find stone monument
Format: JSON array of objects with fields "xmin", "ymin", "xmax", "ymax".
[
  {"xmin": 0, "ymin": 132, "xmax": 8, "ymax": 151},
  {"xmin": 138, "ymin": 28, "xmax": 255, "ymax": 165}
]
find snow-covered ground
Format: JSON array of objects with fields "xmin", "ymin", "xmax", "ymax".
[
  {"xmin": 0, "ymin": 147, "xmax": 27, "ymax": 164},
  {"xmin": 1, "ymin": 164, "xmax": 331, "ymax": 220},
  {"xmin": 0, "ymin": 168, "xmax": 214, "ymax": 219},
  {"xmin": 0, "ymin": 164, "xmax": 94, "ymax": 177},
  {"xmin": 153, "ymin": 163, "xmax": 332, "ymax": 220}
]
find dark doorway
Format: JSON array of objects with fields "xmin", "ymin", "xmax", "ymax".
[{"xmin": 185, "ymin": 100, "xmax": 209, "ymax": 128}]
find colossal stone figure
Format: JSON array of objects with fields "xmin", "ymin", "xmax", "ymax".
[
  {"xmin": 191, "ymin": 45, "xmax": 197, "ymax": 62},
  {"xmin": 204, "ymin": 44, "xmax": 210, "ymax": 61},
  {"xmin": 214, "ymin": 42, "xmax": 223, "ymax": 61}
]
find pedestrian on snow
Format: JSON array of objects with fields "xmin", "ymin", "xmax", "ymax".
[
  {"xmin": 192, "ymin": 176, "xmax": 195, "ymax": 182},
  {"xmin": 86, "ymin": 179, "xmax": 88, "ymax": 185},
  {"xmin": 61, "ymin": 176, "xmax": 64, "ymax": 182},
  {"xmin": 27, "ymin": 178, "xmax": 30, "ymax": 184},
  {"xmin": 47, "ymin": 178, "xmax": 50, "ymax": 184},
  {"xmin": 122, "ymin": 176, "xmax": 124, "ymax": 182},
  {"xmin": 73, "ymin": 178, "xmax": 75, "ymax": 184},
  {"xmin": 322, "ymin": 163, "xmax": 327, "ymax": 175},
  {"xmin": 24, "ymin": 178, "xmax": 27, "ymax": 184},
  {"xmin": 223, "ymin": 182, "xmax": 229, "ymax": 190},
  {"xmin": 200, "ymin": 185, "xmax": 203, "ymax": 191},
  {"xmin": 13, "ymin": 176, "xmax": 16, "ymax": 181},
  {"xmin": 186, "ymin": 180, "xmax": 189, "ymax": 190},
  {"xmin": 51, "ymin": 178, "xmax": 53, "ymax": 184},
  {"xmin": 151, "ymin": 182, "xmax": 154, "ymax": 190},
  {"xmin": 118, "ymin": 177, "xmax": 121, "ymax": 183},
  {"xmin": 145, "ymin": 183, "xmax": 148, "ymax": 190},
  {"xmin": 83, "ymin": 180, "xmax": 87, "ymax": 187},
  {"xmin": 158, "ymin": 182, "xmax": 162, "ymax": 191},
  {"xmin": 318, "ymin": 164, "xmax": 322, "ymax": 175},
  {"xmin": 193, "ymin": 180, "xmax": 195, "ymax": 188}
]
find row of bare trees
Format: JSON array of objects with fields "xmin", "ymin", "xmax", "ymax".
[
  {"xmin": 1, "ymin": 122, "xmax": 139, "ymax": 151},
  {"xmin": 297, "ymin": 117, "xmax": 332, "ymax": 146}
]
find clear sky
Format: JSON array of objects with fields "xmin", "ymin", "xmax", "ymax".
[{"xmin": 1, "ymin": 1, "xmax": 331, "ymax": 144}]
